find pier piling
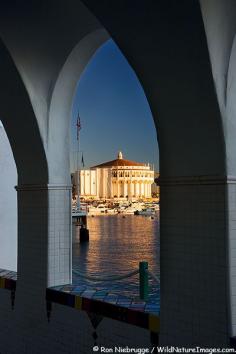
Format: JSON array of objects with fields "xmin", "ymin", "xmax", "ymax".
[{"xmin": 139, "ymin": 261, "xmax": 148, "ymax": 301}]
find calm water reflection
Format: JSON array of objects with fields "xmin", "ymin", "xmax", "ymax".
[{"xmin": 72, "ymin": 214, "xmax": 159, "ymax": 301}]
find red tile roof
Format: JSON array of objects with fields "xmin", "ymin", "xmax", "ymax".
[{"xmin": 91, "ymin": 158, "xmax": 146, "ymax": 169}]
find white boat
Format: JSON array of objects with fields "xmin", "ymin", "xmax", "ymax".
[
  {"xmin": 106, "ymin": 208, "xmax": 118, "ymax": 214},
  {"xmin": 135, "ymin": 208, "xmax": 157, "ymax": 216},
  {"xmin": 121, "ymin": 206, "xmax": 138, "ymax": 215},
  {"xmin": 116, "ymin": 201, "xmax": 145, "ymax": 214},
  {"xmin": 87, "ymin": 204, "xmax": 108, "ymax": 215},
  {"xmin": 72, "ymin": 208, "xmax": 87, "ymax": 218}
]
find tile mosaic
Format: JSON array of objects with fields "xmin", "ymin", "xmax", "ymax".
[{"xmin": 47, "ymin": 279, "xmax": 160, "ymax": 333}]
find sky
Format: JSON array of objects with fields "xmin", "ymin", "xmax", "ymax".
[{"xmin": 70, "ymin": 39, "xmax": 159, "ymax": 172}]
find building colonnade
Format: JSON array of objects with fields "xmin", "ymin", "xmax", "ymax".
[{"xmin": 112, "ymin": 179, "xmax": 152, "ymax": 199}]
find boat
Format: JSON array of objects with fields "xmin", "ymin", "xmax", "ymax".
[
  {"xmin": 87, "ymin": 204, "xmax": 108, "ymax": 215},
  {"xmin": 121, "ymin": 206, "xmax": 138, "ymax": 215},
  {"xmin": 106, "ymin": 208, "xmax": 118, "ymax": 214},
  {"xmin": 134, "ymin": 207, "xmax": 157, "ymax": 216},
  {"xmin": 72, "ymin": 207, "xmax": 87, "ymax": 218}
]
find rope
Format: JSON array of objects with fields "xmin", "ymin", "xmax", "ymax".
[
  {"xmin": 147, "ymin": 270, "xmax": 160, "ymax": 283},
  {"xmin": 72, "ymin": 268, "xmax": 139, "ymax": 282}
]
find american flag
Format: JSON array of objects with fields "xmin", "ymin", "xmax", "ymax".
[{"xmin": 76, "ymin": 116, "xmax": 81, "ymax": 140}]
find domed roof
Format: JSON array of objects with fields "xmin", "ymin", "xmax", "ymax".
[{"xmin": 91, "ymin": 152, "xmax": 146, "ymax": 168}]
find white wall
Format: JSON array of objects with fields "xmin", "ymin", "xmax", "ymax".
[{"xmin": 0, "ymin": 121, "xmax": 17, "ymax": 271}]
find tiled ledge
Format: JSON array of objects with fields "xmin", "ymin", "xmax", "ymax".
[
  {"xmin": 0, "ymin": 269, "xmax": 17, "ymax": 309},
  {"xmin": 46, "ymin": 285, "xmax": 160, "ymax": 333},
  {"xmin": 0, "ymin": 269, "xmax": 160, "ymax": 333}
]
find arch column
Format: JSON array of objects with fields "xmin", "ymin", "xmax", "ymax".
[
  {"xmin": 16, "ymin": 184, "xmax": 72, "ymax": 288},
  {"xmin": 200, "ymin": 1, "xmax": 236, "ymax": 339}
]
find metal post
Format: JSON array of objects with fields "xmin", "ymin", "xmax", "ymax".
[{"xmin": 139, "ymin": 261, "xmax": 148, "ymax": 301}]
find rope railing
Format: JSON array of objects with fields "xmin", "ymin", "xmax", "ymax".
[
  {"xmin": 147, "ymin": 270, "xmax": 160, "ymax": 283},
  {"xmin": 72, "ymin": 261, "xmax": 160, "ymax": 301},
  {"xmin": 72, "ymin": 268, "xmax": 139, "ymax": 282}
]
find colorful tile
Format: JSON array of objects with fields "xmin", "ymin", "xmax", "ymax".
[{"xmin": 47, "ymin": 281, "xmax": 160, "ymax": 333}]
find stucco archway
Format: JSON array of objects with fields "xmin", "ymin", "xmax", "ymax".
[
  {"xmin": 48, "ymin": 28, "xmax": 110, "ymax": 184},
  {"xmin": 0, "ymin": 39, "xmax": 48, "ymax": 279}
]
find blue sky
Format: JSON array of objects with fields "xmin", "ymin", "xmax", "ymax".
[{"xmin": 70, "ymin": 39, "xmax": 159, "ymax": 172}]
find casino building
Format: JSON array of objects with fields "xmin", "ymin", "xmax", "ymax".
[{"xmin": 73, "ymin": 152, "xmax": 155, "ymax": 200}]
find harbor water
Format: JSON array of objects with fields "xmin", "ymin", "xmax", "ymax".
[{"xmin": 72, "ymin": 214, "xmax": 160, "ymax": 303}]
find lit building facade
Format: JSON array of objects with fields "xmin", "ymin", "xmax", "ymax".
[{"xmin": 73, "ymin": 152, "xmax": 155, "ymax": 200}]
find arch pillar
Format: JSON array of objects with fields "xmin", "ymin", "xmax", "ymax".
[
  {"xmin": 16, "ymin": 184, "xmax": 71, "ymax": 287},
  {"xmin": 200, "ymin": 0, "xmax": 236, "ymax": 339},
  {"xmin": 159, "ymin": 175, "xmax": 228, "ymax": 345}
]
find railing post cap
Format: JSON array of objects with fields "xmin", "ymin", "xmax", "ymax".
[{"xmin": 139, "ymin": 261, "xmax": 148, "ymax": 269}]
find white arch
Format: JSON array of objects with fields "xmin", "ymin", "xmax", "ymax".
[{"xmin": 48, "ymin": 28, "xmax": 110, "ymax": 184}]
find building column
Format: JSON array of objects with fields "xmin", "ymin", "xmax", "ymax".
[
  {"xmin": 137, "ymin": 182, "xmax": 141, "ymax": 197},
  {"xmin": 127, "ymin": 182, "xmax": 130, "ymax": 198},
  {"xmin": 131, "ymin": 182, "xmax": 134, "ymax": 197},
  {"xmin": 124, "ymin": 181, "xmax": 128, "ymax": 197},
  {"xmin": 114, "ymin": 181, "xmax": 117, "ymax": 197},
  {"xmin": 117, "ymin": 181, "xmax": 120, "ymax": 198},
  {"xmin": 90, "ymin": 172, "xmax": 93, "ymax": 196},
  {"xmin": 146, "ymin": 183, "xmax": 148, "ymax": 197},
  {"xmin": 16, "ymin": 184, "xmax": 72, "ymax": 289},
  {"xmin": 121, "ymin": 182, "xmax": 124, "ymax": 197},
  {"xmin": 111, "ymin": 181, "xmax": 114, "ymax": 198},
  {"xmin": 128, "ymin": 182, "xmax": 132, "ymax": 198},
  {"xmin": 140, "ymin": 182, "xmax": 143, "ymax": 197}
]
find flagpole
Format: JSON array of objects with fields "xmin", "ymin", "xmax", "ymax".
[{"xmin": 76, "ymin": 114, "xmax": 81, "ymax": 210}]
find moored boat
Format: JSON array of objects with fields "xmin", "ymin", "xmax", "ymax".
[
  {"xmin": 87, "ymin": 204, "xmax": 108, "ymax": 215},
  {"xmin": 135, "ymin": 208, "xmax": 157, "ymax": 216}
]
